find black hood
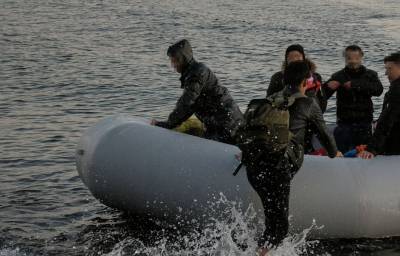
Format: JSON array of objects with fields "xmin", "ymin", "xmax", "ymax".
[{"xmin": 167, "ymin": 39, "xmax": 193, "ymax": 65}]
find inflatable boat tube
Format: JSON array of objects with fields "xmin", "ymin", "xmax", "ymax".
[{"xmin": 76, "ymin": 115, "xmax": 400, "ymax": 239}]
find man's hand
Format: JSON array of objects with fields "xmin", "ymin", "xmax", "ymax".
[
  {"xmin": 358, "ymin": 150, "xmax": 375, "ymax": 159},
  {"xmin": 150, "ymin": 119, "xmax": 157, "ymax": 126},
  {"xmin": 327, "ymin": 80, "xmax": 341, "ymax": 90},
  {"xmin": 343, "ymin": 81, "xmax": 352, "ymax": 90},
  {"xmin": 336, "ymin": 151, "xmax": 344, "ymax": 157}
]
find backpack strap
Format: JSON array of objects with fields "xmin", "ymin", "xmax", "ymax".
[
  {"xmin": 232, "ymin": 162, "xmax": 243, "ymax": 176},
  {"xmin": 267, "ymin": 90, "xmax": 289, "ymax": 108},
  {"xmin": 287, "ymin": 91, "xmax": 306, "ymax": 106},
  {"xmin": 267, "ymin": 89, "xmax": 305, "ymax": 108}
]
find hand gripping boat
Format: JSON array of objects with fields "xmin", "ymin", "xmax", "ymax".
[{"xmin": 76, "ymin": 115, "xmax": 400, "ymax": 238}]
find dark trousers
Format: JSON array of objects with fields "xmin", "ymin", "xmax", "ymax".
[
  {"xmin": 246, "ymin": 155, "xmax": 299, "ymax": 249},
  {"xmin": 333, "ymin": 122, "xmax": 372, "ymax": 153}
]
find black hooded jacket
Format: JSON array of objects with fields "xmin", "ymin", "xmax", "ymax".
[
  {"xmin": 323, "ymin": 66, "xmax": 383, "ymax": 124},
  {"xmin": 156, "ymin": 40, "xmax": 243, "ymax": 142},
  {"xmin": 368, "ymin": 78, "xmax": 400, "ymax": 155}
]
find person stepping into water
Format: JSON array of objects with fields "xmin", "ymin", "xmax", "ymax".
[{"xmin": 236, "ymin": 61, "xmax": 342, "ymax": 255}]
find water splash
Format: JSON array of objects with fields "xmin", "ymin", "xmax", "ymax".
[{"xmin": 104, "ymin": 194, "xmax": 325, "ymax": 256}]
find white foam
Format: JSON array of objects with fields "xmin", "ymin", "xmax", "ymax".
[{"xmin": 103, "ymin": 194, "xmax": 323, "ymax": 256}]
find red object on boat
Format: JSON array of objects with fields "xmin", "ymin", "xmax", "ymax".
[{"xmin": 310, "ymin": 148, "xmax": 327, "ymax": 156}]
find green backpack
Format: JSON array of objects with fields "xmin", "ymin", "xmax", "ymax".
[{"xmin": 234, "ymin": 91, "xmax": 303, "ymax": 174}]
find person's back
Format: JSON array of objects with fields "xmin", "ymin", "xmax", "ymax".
[
  {"xmin": 180, "ymin": 60, "xmax": 242, "ymax": 141},
  {"xmin": 269, "ymin": 75, "xmax": 329, "ymax": 154},
  {"xmin": 287, "ymin": 95, "xmax": 337, "ymax": 167},
  {"xmin": 153, "ymin": 39, "xmax": 243, "ymax": 144},
  {"xmin": 266, "ymin": 45, "xmax": 327, "ymax": 155}
]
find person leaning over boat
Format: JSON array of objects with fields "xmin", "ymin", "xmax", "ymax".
[
  {"xmin": 359, "ymin": 52, "xmax": 400, "ymax": 159},
  {"xmin": 323, "ymin": 45, "xmax": 383, "ymax": 153},
  {"xmin": 267, "ymin": 44, "xmax": 327, "ymax": 154},
  {"xmin": 151, "ymin": 39, "xmax": 243, "ymax": 144},
  {"xmin": 243, "ymin": 61, "xmax": 341, "ymax": 256}
]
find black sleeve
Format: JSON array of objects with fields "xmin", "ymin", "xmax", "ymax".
[
  {"xmin": 315, "ymin": 73, "xmax": 327, "ymax": 113},
  {"xmin": 157, "ymin": 78, "xmax": 203, "ymax": 129},
  {"xmin": 316, "ymin": 90, "xmax": 327, "ymax": 113},
  {"xmin": 309, "ymin": 101, "xmax": 338, "ymax": 157},
  {"xmin": 350, "ymin": 71, "xmax": 383, "ymax": 96},
  {"xmin": 154, "ymin": 121, "xmax": 171, "ymax": 128},
  {"xmin": 267, "ymin": 72, "xmax": 284, "ymax": 97},
  {"xmin": 322, "ymin": 72, "xmax": 342, "ymax": 100},
  {"xmin": 368, "ymin": 102, "xmax": 400, "ymax": 155}
]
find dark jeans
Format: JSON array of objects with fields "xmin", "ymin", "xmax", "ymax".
[
  {"xmin": 246, "ymin": 154, "xmax": 299, "ymax": 249},
  {"xmin": 333, "ymin": 122, "xmax": 372, "ymax": 153}
]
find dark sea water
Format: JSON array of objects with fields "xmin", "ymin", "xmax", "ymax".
[{"xmin": 1, "ymin": 0, "xmax": 400, "ymax": 255}]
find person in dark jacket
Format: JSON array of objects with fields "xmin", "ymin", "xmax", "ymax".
[
  {"xmin": 267, "ymin": 44, "xmax": 327, "ymax": 112},
  {"xmin": 250, "ymin": 61, "xmax": 340, "ymax": 256},
  {"xmin": 359, "ymin": 52, "xmax": 400, "ymax": 159},
  {"xmin": 267, "ymin": 44, "xmax": 327, "ymax": 154},
  {"xmin": 324, "ymin": 45, "xmax": 383, "ymax": 153},
  {"xmin": 152, "ymin": 39, "xmax": 243, "ymax": 144}
]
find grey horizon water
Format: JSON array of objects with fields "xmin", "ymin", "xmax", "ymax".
[{"xmin": 1, "ymin": 0, "xmax": 400, "ymax": 255}]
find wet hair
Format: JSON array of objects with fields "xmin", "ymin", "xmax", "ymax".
[
  {"xmin": 167, "ymin": 39, "xmax": 191, "ymax": 57},
  {"xmin": 384, "ymin": 52, "xmax": 400, "ymax": 65},
  {"xmin": 167, "ymin": 39, "xmax": 193, "ymax": 66},
  {"xmin": 283, "ymin": 61, "xmax": 311, "ymax": 92},
  {"xmin": 344, "ymin": 45, "xmax": 364, "ymax": 56}
]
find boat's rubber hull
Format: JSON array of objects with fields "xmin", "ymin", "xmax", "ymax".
[{"xmin": 76, "ymin": 116, "xmax": 400, "ymax": 238}]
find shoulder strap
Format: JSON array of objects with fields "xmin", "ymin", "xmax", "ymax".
[
  {"xmin": 267, "ymin": 90, "xmax": 287, "ymax": 107},
  {"xmin": 267, "ymin": 89, "xmax": 305, "ymax": 108},
  {"xmin": 287, "ymin": 92, "xmax": 306, "ymax": 106}
]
